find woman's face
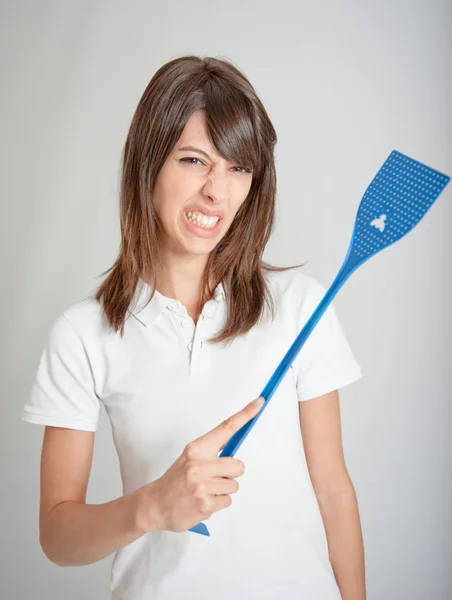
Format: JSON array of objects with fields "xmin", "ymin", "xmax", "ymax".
[{"xmin": 152, "ymin": 109, "xmax": 253, "ymax": 259}]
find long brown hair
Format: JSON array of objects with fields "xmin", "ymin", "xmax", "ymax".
[{"xmin": 92, "ymin": 55, "xmax": 306, "ymax": 346}]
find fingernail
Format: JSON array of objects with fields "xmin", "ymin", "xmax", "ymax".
[{"xmin": 254, "ymin": 397, "xmax": 265, "ymax": 408}]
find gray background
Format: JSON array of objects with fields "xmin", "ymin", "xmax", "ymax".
[{"xmin": 2, "ymin": 0, "xmax": 451, "ymax": 598}]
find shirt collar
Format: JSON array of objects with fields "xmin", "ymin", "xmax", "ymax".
[{"xmin": 127, "ymin": 277, "xmax": 226, "ymax": 327}]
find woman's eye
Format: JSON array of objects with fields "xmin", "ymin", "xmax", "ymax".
[
  {"xmin": 180, "ymin": 157, "xmax": 205, "ymax": 166},
  {"xmin": 233, "ymin": 166, "xmax": 253, "ymax": 174},
  {"xmin": 180, "ymin": 157, "xmax": 252, "ymax": 174}
]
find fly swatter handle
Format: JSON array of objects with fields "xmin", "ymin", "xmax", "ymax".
[
  {"xmin": 221, "ymin": 263, "xmax": 357, "ymax": 459},
  {"xmin": 189, "ymin": 262, "xmax": 353, "ymax": 536}
]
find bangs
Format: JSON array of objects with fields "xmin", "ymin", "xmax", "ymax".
[{"xmin": 202, "ymin": 78, "xmax": 263, "ymax": 176}]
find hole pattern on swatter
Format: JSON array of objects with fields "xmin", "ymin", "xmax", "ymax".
[{"xmin": 351, "ymin": 150, "xmax": 450, "ymax": 261}]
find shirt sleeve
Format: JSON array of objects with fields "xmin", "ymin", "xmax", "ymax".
[
  {"xmin": 21, "ymin": 313, "xmax": 102, "ymax": 431},
  {"xmin": 293, "ymin": 278, "xmax": 363, "ymax": 402}
]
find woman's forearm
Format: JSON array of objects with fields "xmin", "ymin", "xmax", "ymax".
[
  {"xmin": 317, "ymin": 486, "xmax": 366, "ymax": 600},
  {"xmin": 40, "ymin": 485, "xmax": 156, "ymax": 567}
]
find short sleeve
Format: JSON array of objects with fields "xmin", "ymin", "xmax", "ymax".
[
  {"xmin": 293, "ymin": 279, "xmax": 363, "ymax": 401},
  {"xmin": 21, "ymin": 313, "xmax": 102, "ymax": 431}
]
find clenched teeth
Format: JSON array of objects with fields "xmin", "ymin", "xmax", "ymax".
[{"xmin": 185, "ymin": 211, "xmax": 220, "ymax": 228}]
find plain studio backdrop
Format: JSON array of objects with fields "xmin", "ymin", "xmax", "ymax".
[{"xmin": 1, "ymin": 1, "xmax": 451, "ymax": 598}]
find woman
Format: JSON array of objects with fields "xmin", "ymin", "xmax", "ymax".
[{"xmin": 22, "ymin": 55, "xmax": 366, "ymax": 599}]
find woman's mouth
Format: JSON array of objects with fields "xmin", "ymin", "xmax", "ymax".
[{"xmin": 183, "ymin": 211, "xmax": 223, "ymax": 238}]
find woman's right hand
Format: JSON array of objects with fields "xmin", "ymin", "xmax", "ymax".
[{"xmin": 136, "ymin": 396, "xmax": 265, "ymax": 533}]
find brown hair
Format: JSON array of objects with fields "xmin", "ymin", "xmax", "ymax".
[{"xmin": 92, "ymin": 55, "xmax": 306, "ymax": 346}]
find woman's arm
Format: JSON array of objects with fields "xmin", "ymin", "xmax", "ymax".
[
  {"xmin": 39, "ymin": 426, "xmax": 155, "ymax": 566},
  {"xmin": 298, "ymin": 390, "xmax": 366, "ymax": 600}
]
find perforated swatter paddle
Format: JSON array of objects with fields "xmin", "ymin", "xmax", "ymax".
[{"xmin": 190, "ymin": 150, "xmax": 450, "ymax": 536}]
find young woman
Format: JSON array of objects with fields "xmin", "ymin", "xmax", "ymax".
[{"xmin": 22, "ymin": 55, "xmax": 366, "ymax": 599}]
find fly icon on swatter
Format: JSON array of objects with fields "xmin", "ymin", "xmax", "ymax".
[{"xmin": 370, "ymin": 214, "xmax": 387, "ymax": 232}]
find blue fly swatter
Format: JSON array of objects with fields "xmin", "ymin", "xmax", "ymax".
[{"xmin": 190, "ymin": 150, "xmax": 450, "ymax": 536}]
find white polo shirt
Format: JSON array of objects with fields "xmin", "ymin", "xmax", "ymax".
[{"xmin": 22, "ymin": 267, "xmax": 363, "ymax": 599}]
